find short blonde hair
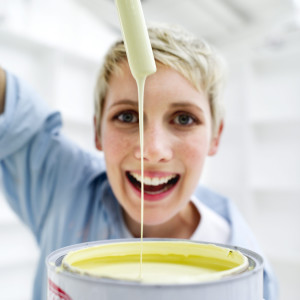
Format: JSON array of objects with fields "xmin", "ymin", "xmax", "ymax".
[{"xmin": 94, "ymin": 24, "xmax": 225, "ymax": 137}]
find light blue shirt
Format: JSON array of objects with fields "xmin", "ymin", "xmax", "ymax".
[{"xmin": 0, "ymin": 72, "xmax": 278, "ymax": 300}]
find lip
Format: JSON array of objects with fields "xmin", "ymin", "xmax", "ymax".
[
  {"xmin": 129, "ymin": 170, "xmax": 177, "ymax": 178},
  {"xmin": 126, "ymin": 171, "xmax": 180, "ymax": 202}
]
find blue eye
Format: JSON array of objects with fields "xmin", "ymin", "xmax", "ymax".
[
  {"xmin": 117, "ymin": 111, "xmax": 138, "ymax": 123},
  {"xmin": 174, "ymin": 114, "xmax": 195, "ymax": 125}
]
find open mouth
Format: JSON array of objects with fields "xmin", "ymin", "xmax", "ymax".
[{"xmin": 126, "ymin": 171, "xmax": 180, "ymax": 195}]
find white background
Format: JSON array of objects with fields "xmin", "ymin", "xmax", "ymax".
[{"xmin": 0, "ymin": 0, "xmax": 300, "ymax": 299}]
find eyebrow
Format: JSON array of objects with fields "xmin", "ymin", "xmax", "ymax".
[
  {"xmin": 170, "ymin": 102, "xmax": 205, "ymax": 114},
  {"xmin": 109, "ymin": 99, "xmax": 138, "ymax": 109}
]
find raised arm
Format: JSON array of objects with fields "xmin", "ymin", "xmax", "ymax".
[{"xmin": 0, "ymin": 67, "xmax": 6, "ymax": 114}]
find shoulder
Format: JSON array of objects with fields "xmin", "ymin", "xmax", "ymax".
[{"xmin": 193, "ymin": 185, "xmax": 231, "ymax": 220}]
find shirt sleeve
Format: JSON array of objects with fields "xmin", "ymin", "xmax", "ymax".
[
  {"xmin": 0, "ymin": 71, "xmax": 52, "ymax": 158},
  {"xmin": 0, "ymin": 71, "xmax": 100, "ymax": 242}
]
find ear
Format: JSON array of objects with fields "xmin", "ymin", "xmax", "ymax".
[
  {"xmin": 208, "ymin": 120, "xmax": 224, "ymax": 156},
  {"xmin": 94, "ymin": 116, "xmax": 102, "ymax": 151}
]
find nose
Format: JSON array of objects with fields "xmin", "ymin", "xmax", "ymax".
[{"xmin": 134, "ymin": 124, "xmax": 173, "ymax": 163}]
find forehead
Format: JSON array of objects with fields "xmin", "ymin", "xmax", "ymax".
[{"xmin": 107, "ymin": 61, "xmax": 207, "ymax": 105}]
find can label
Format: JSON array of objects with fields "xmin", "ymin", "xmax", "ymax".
[{"xmin": 48, "ymin": 279, "xmax": 72, "ymax": 300}]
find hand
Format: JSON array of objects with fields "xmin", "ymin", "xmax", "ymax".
[{"xmin": 0, "ymin": 67, "xmax": 6, "ymax": 114}]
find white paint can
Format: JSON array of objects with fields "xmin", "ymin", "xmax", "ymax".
[{"xmin": 47, "ymin": 239, "xmax": 263, "ymax": 300}]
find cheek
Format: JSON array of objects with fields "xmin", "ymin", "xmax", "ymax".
[
  {"xmin": 184, "ymin": 148, "xmax": 206, "ymax": 175},
  {"xmin": 180, "ymin": 137, "xmax": 210, "ymax": 192},
  {"xmin": 102, "ymin": 128, "xmax": 135, "ymax": 161},
  {"xmin": 180, "ymin": 135, "xmax": 211, "ymax": 166}
]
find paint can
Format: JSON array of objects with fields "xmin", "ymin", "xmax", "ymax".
[{"xmin": 47, "ymin": 239, "xmax": 263, "ymax": 300}]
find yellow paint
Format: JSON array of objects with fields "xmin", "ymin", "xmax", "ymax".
[
  {"xmin": 115, "ymin": 0, "xmax": 156, "ymax": 80},
  {"xmin": 62, "ymin": 241, "xmax": 249, "ymax": 284},
  {"xmin": 115, "ymin": 0, "xmax": 156, "ymax": 278}
]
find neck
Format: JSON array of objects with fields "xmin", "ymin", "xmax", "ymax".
[{"xmin": 123, "ymin": 201, "xmax": 200, "ymax": 239}]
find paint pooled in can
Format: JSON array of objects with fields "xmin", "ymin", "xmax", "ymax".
[{"xmin": 47, "ymin": 239, "xmax": 264, "ymax": 300}]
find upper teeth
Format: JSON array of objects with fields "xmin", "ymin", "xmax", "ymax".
[{"xmin": 130, "ymin": 172, "xmax": 176, "ymax": 186}]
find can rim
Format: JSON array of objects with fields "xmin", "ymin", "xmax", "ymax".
[{"xmin": 46, "ymin": 238, "xmax": 264, "ymax": 288}]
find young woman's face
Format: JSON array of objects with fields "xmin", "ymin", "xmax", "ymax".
[{"xmin": 97, "ymin": 62, "xmax": 221, "ymax": 231}]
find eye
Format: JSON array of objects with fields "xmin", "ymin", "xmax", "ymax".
[
  {"xmin": 116, "ymin": 111, "xmax": 138, "ymax": 123},
  {"xmin": 173, "ymin": 113, "xmax": 196, "ymax": 126}
]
